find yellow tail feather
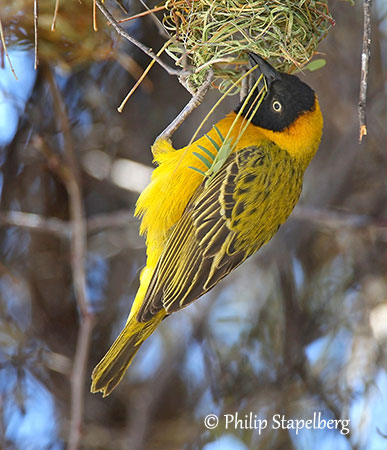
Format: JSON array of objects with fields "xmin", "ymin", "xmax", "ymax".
[{"xmin": 91, "ymin": 312, "xmax": 165, "ymax": 397}]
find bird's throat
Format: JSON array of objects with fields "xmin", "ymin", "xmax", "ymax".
[{"xmin": 256, "ymin": 98, "xmax": 323, "ymax": 167}]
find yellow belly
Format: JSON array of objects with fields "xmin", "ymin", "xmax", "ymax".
[{"xmin": 135, "ymin": 112, "xmax": 267, "ymax": 267}]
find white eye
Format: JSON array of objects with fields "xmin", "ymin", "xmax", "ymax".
[{"xmin": 272, "ymin": 100, "xmax": 282, "ymax": 112}]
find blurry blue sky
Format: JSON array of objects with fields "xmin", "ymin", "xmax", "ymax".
[{"xmin": 0, "ymin": 50, "xmax": 36, "ymax": 146}]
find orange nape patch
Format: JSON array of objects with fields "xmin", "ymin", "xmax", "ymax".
[{"xmin": 257, "ymin": 98, "xmax": 323, "ymax": 167}]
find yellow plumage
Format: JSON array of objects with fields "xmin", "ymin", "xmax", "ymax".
[{"xmin": 91, "ymin": 56, "xmax": 323, "ymax": 396}]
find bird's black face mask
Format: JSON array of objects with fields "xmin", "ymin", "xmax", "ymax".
[{"xmin": 237, "ymin": 54, "xmax": 316, "ymax": 132}]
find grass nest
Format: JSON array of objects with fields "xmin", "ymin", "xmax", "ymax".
[{"xmin": 162, "ymin": 0, "xmax": 334, "ymax": 90}]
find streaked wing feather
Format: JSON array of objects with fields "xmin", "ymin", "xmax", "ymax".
[
  {"xmin": 137, "ymin": 146, "xmax": 269, "ymax": 323},
  {"xmin": 137, "ymin": 150, "xmax": 249, "ymax": 323}
]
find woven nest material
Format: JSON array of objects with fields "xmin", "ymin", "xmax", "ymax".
[{"xmin": 163, "ymin": 0, "xmax": 334, "ymax": 91}]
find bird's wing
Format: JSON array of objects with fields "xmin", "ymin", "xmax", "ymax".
[{"xmin": 137, "ymin": 145, "xmax": 271, "ymax": 322}]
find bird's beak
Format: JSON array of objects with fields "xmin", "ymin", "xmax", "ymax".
[{"xmin": 249, "ymin": 53, "xmax": 281, "ymax": 88}]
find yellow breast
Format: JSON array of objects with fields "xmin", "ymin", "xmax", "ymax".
[
  {"xmin": 135, "ymin": 113, "xmax": 264, "ymax": 265},
  {"xmin": 135, "ymin": 98, "xmax": 322, "ymax": 268}
]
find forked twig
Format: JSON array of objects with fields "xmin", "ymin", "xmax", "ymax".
[
  {"xmin": 95, "ymin": 0, "xmax": 186, "ymax": 77},
  {"xmin": 44, "ymin": 66, "xmax": 94, "ymax": 450}
]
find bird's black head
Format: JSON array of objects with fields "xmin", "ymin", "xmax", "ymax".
[{"xmin": 237, "ymin": 54, "xmax": 316, "ymax": 132}]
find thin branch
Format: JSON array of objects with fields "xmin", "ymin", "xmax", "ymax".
[
  {"xmin": 358, "ymin": 0, "xmax": 372, "ymax": 143},
  {"xmin": 0, "ymin": 394, "xmax": 6, "ymax": 447},
  {"xmin": 1, "ymin": 207, "xmax": 385, "ymax": 238},
  {"xmin": 157, "ymin": 69, "xmax": 214, "ymax": 140},
  {"xmin": 115, "ymin": 52, "xmax": 154, "ymax": 92},
  {"xmin": 0, "ymin": 210, "xmax": 137, "ymax": 236},
  {"xmin": 34, "ymin": 0, "xmax": 39, "ymax": 69},
  {"xmin": 68, "ymin": 314, "xmax": 94, "ymax": 450},
  {"xmin": 0, "ymin": 18, "xmax": 18, "ymax": 80},
  {"xmin": 114, "ymin": 0, "xmax": 128, "ymax": 14},
  {"xmin": 116, "ymin": 5, "xmax": 166, "ymax": 24},
  {"xmin": 44, "ymin": 66, "xmax": 93, "ymax": 450},
  {"xmin": 95, "ymin": 0, "xmax": 185, "ymax": 77},
  {"xmin": 93, "ymin": 0, "xmax": 98, "ymax": 32},
  {"xmin": 0, "ymin": 211, "xmax": 70, "ymax": 237},
  {"xmin": 291, "ymin": 205, "xmax": 387, "ymax": 230},
  {"xmin": 137, "ymin": 0, "xmax": 170, "ymax": 37},
  {"xmin": 118, "ymin": 42, "xmax": 169, "ymax": 112},
  {"xmin": 87, "ymin": 210, "xmax": 136, "ymax": 232},
  {"xmin": 46, "ymin": 68, "xmax": 88, "ymax": 316},
  {"xmin": 51, "ymin": 0, "xmax": 60, "ymax": 31}
]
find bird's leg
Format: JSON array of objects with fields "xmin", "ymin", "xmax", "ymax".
[
  {"xmin": 151, "ymin": 138, "xmax": 175, "ymax": 157},
  {"xmin": 156, "ymin": 69, "xmax": 214, "ymax": 142}
]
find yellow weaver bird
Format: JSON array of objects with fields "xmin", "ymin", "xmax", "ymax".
[{"xmin": 91, "ymin": 54, "xmax": 323, "ymax": 396}]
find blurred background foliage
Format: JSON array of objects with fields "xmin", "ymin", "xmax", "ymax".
[{"xmin": 0, "ymin": 0, "xmax": 387, "ymax": 449}]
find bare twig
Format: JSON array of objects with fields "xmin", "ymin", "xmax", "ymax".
[
  {"xmin": 51, "ymin": 0, "xmax": 60, "ymax": 31},
  {"xmin": 69, "ymin": 314, "xmax": 94, "ymax": 450},
  {"xmin": 0, "ymin": 394, "xmax": 6, "ymax": 447},
  {"xmin": 116, "ymin": 5, "xmax": 166, "ymax": 24},
  {"xmin": 358, "ymin": 0, "xmax": 372, "ymax": 143},
  {"xmin": 87, "ymin": 210, "xmax": 136, "ymax": 232},
  {"xmin": 114, "ymin": 0, "xmax": 128, "ymax": 14},
  {"xmin": 93, "ymin": 0, "xmax": 98, "ymax": 32},
  {"xmin": 137, "ymin": 0, "xmax": 170, "ymax": 37},
  {"xmin": 1, "ymin": 207, "xmax": 385, "ymax": 239},
  {"xmin": 95, "ymin": 0, "xmax": 185, "ymax": 77},
  {"xmin": 157, "ymin": 69, "xmax": 214, "ymax": 140},
  {"xmin": 0, "ymin": 18, "xmax": 18, "ymax": 80},
  {"xmin": 44, "ymin": 66, "xmax": 93, "ymax": 450},
  {"xmin": 46, "ymin": 68, "xmax": 88, "ymax": 316},
  {"xmin": 118, "ymin": 42, "xmax": 169, "ymax": 112},
  {"xmin": 34, "ymin": 0, "xmax": 39, "ymax": 69},
  {"xmin": 0, "ymin": 210, "xmax": 137, "ymax": 236},
  {"xmin": 291, "ymin": 205, "xmax": 387, "ymax": 229},
  {"xmin": 0, "ymin": 211, "xmax": 70, "ymax": 237},
  {"xmin": 115, "ymin": 52, "xmax": 154, "ymax": 92}
]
